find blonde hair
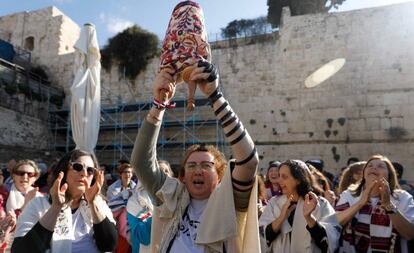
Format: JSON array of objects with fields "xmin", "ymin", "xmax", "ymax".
[
  {"xmin": 338, "ymin": 161, "xmax": 366, "ymax": 194},
  {"xmin": 13, "ymin": 159, "xmax": 41, "ymax": 179}
]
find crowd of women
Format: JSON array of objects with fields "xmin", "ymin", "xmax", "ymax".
[{"xmin": 0, "ymin": 61, "xmax": 413, "ymax": 253}]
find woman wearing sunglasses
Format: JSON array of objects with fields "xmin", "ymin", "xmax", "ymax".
[
  {"xmin": 6, "ymin": 159, "xmax": 41, "ymax": 215},
  {"xmin": 12, "ymin": 149, "xmax": 117, "ymax": 253}
]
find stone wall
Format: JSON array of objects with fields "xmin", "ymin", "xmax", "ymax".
[
  {"xmin": 101, "ymin": 2, "xmax": 414, "ymax": 179},
  {"xmin": 2, "ymin": 3, "xmax": 414, "ymax": 180},
  {"xmin": 212, "ymin": 3, "xmax": 414, "ymax": 178},
  {"xmin": 0, "ymin": 106, "xmax": 51, "ymax": 161},
  {"xmin": 0, "ymin": 6, "xmax": 80, "ymax": 96}
]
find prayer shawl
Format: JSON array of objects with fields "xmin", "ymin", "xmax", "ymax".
[
  {"xmin": 335, "ymin": 189, "xmax": 414, "ymax": 253},
  {"xmin": 14, "ymin": 195, "xmax": 115, "ymax": 253},
  {"xmin": 150, "ymin": 160, "xmax": 260, "ymax": 253},
  {"xmin": 6, "ymin": 183, "xmax": 41, "ymax": 213},
  {"xmin": 107, "ymin": 179, "xmax": 136, "ymax": 212},
  {"xmin": 259, "ymin": 195, "xmax": 340, "ymax": 253},
  {"xmin": 126, "ymin": 181, "xmax": 153, "ymax": 253}
]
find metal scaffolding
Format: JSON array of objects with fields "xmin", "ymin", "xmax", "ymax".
[{"xmin": 48, "ymin": 94, "xmax": 227, "ymax": 167}]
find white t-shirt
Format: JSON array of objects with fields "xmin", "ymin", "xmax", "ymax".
[
  {"xmin": 169, "ymin": 199, "xmax": 208, "ymax": 253},
  {"xmin": 71, "ymin": 208, "xmax": 100, "ymax": 253}
]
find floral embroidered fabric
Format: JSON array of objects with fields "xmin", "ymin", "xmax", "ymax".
[{"xmin": 159, "ymin": 1, "xmax": 210, "ymax": 75}]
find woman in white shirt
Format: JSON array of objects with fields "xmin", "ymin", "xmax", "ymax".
[
  {"xmin": 12, "ymin": 149, "xmax": 117, "ymax": 253},
  {"xmin": 259, "ymin": 159, "xmax": 340, "ymax": 253},
  {"xmin": 335, "ymin": 154, "xmax": 414, "ymax": 253},
  {"xmin": 6, "ymin": 159, "xmax": 41, "ymax": 215}
]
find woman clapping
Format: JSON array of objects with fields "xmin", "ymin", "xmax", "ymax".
[{"xmin": 259, "ymin": 160, "xmax": 340, "ymax": 253}]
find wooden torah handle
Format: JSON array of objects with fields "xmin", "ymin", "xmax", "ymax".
[{"xmin": 182, "ymin": 66, "xmax": 197, "ymax": 111}]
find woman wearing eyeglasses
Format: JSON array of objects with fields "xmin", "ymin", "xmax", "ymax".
[
  {"xmin": 11, "ymin": 149, "xmax": 117, "ymax": 253},
  {"xmin": 131, "ymin": 61, "xmax": 260, "ymax": 252},
  {"xmin": 2, "ymin": 160, "xmax": 42, "ymax": 252},
  {"xmin": 6, "ymin": 160, "xmax": 42, "ymax": 215}
]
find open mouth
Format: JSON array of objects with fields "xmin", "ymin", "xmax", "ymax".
[
  {"xmin": 368, "ymin": 171, "xmax": 378, "ymax": 177},
  {"xmin": 193, "ymin": 180, "xmax": 205, "ymax": 185}
]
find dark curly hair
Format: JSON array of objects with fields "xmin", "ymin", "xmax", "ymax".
[{"xmin": 279, "ymin": 160, "xmax": 323, "ymax": 198}]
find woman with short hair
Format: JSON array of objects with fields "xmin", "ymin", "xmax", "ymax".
[
  {"xmin": 131, "ymin": 61, "xmax": 260, "ymax": 252},
  {"xmin": 6, "ymin": 159, "xmax": 42, "ymax": 214}
]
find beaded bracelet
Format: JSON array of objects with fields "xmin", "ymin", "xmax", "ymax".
[{"xmin": 152, "ymin": 98, "xmax": 176, "ymax": 110}]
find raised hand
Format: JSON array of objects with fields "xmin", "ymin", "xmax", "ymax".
[
  {"xmin": 153, "ymin": 68, "xmax": 177, "ymax": 103},
  {"xmin": 323, "ymin": 190, "xmax": 337, "ymax": 206},
  {"xmin": 49, "ymin": 172, "xmax": 68, "ymax": 208},
  {"xmin": 83, "ymin": 170, "xmax": 104, "ymax": 204},
  {"xmin": 303, "ymin": 192, "xmax": 318, "ymax": 218},
  {"xmin": 378, "ymin": 178, "xmax": 391, "ymax": 208},
  {"xmin": 189, "ymin": 61, "xmax": 219, "ymax": 97},
  {"xmin": 280, "ymin": 194, "xmax": 297, "ymax": 220},
  {"xmin": 359, "ymin": 180, "xmax": 378, "ymax": 205}
]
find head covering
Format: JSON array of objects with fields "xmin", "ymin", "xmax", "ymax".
[
  {"xmin": 292, "ymin": 159, "xmax": 312, "ymax": 174},
  {"xmin": 305, "ymin": 159, "xmax": 324, "ymax": 172},
  {"xmin": 268, "ymin": 160, "xmax": 281, "ymax": 169}
]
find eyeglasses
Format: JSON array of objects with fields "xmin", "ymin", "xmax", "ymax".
[
  {"xmin": 14, "ymin": 171, "xmax": 36, "ymax": 177},
  {"xmin": 184, "ymin": 161, "xmax": 215, "ymax": 172},
  {"xmin": 71, "ymin": 162, "xmax": 96, "ymax": 176}
]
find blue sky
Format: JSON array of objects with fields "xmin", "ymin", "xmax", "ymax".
[{"xmin": 1, "ymin": 0, "xmax": 413, "ymax": 47}]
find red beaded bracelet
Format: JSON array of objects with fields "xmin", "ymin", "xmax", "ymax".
[{"xmin": 153, "ymin": 98, "xmax": 176, "ymax": 109}]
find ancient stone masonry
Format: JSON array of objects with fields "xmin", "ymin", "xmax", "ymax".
[
  {"xmin": 210, "ymin": 3, "xmax": 414, "ymax": 177},
  {"xmin": 1, "ymin": 3, "xmax": 414, "ymax": 179},
  {"xmin": 101, "ymin": 2, "xmax": 414, "ymax": 176},
  {"xmin": 0, "ymin": 6, "xmax": 80, "ymax": 96}
]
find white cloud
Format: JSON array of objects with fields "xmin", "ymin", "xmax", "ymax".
[
  {"xmin": 107, "ymin": 17, "xmax": 134, "ymax": 33},
  {"xmin": 100, "ymin": 14, "xmax": 134, "ymax": 34}
]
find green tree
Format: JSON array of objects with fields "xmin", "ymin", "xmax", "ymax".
[
  {"xmin": 267, "ymin": 0, "xmax": 346, "ymax": 28},
  {"xmin": 221, "ymin": 17, "xmax": 271, "ymax": 39},
  {"xmin": 101, "ymin": 25, "xmax": 159, "ymax": 80},
  {"xmin": 221, "ymin": 20, "xmax": 240, "ymax": 39}
]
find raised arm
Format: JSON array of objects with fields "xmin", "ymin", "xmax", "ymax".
[
  {"xmin": 336, "ymin": 181, "xmax": 377, "ymax": 226},
  {"xmin": 12, "ymin": 172, "xmax": 67, "ymax": 253},
  {"xmin": 130, "ymin": 69, "xmax": 176, "ymax": 201},
  {"xmin": 189, "ymin": 61, "xmax": 259, "ymax": 204}
]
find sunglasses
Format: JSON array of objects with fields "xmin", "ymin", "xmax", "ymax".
[
  {"xmin": 71, "ymin": 162, "xmax": 96, "ymax": 176},
  {"xmin": 14, "ymin": 171, "xmax": 36, "ymax": 177}
]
